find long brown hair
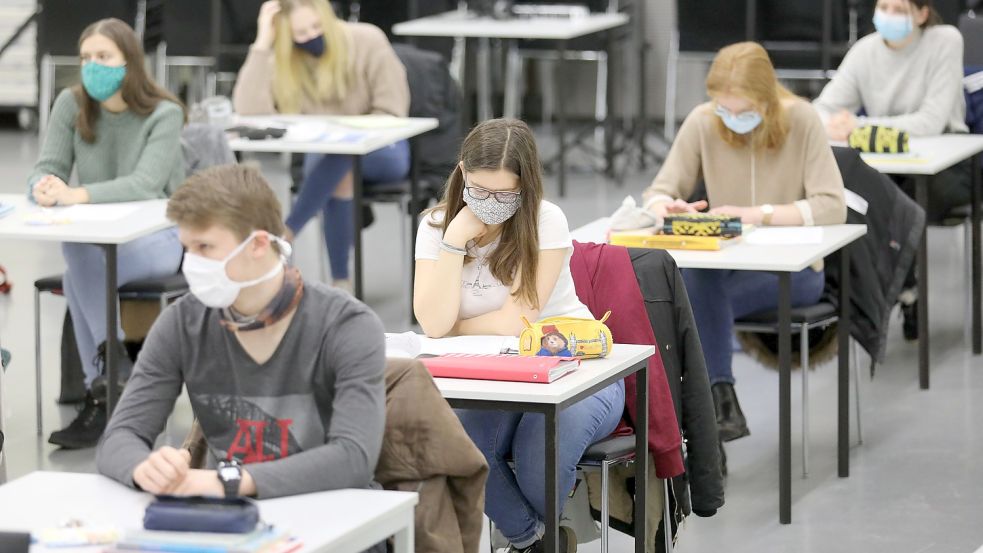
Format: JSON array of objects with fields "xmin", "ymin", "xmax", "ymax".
[
  {"xmin": 72, "ymin": 18, "xmax": 185, "ymax": 143},
  {"xmin": 428, "ymin": 119, "xmax": 545, "ymax": 309},
  {"xmin": 906, "ymin": 0, "xmax": 943, "ymax": 28},
  {"xmin": 705, "ymin": 42, "xmax": 796, "ymax": 150},
  {"xmin": 273, "ymin": 0, "xmax": 351, "ymax": 113}
]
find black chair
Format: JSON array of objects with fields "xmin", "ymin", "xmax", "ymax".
[
  {"xmin": 488, "ymin": 434, "xmax": 673, "ymax": 553},
  {"xmin": 734, "ymin": 302, "xmax": 863, "ymax": 478},
  {"xmin": 33, "ymin": 273, "xmax": 188, "ymax": 434}
]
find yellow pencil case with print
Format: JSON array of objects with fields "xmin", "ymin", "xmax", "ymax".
[
  {"xmin": 519, "ymin": 312, "xmax": 614, "ymax": 359},
  {"xmin": 849, "ymin": 125, "xmax": 910, "ymax": 153}
]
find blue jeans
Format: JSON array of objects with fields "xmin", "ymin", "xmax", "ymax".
[
  {"xmin": 457, "ymin": 381, "xmax": 625, "ymax": 547},
  {"xmin": 62, "ymin": 227, "xmax": 184, "ymax": 387},
  {"xmin": 682, "ymin": 268, "xmax": 825, "ymax": 385},
  {"xmin": 284, "ymin": 140, "xmax": 410, "ymax": 280}
]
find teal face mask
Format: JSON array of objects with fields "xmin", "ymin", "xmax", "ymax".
[{"xmin": 81, "ymin": 62, "xmax": 127, "ymax": 102}]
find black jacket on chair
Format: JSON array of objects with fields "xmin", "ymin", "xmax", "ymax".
[
  {"xmin": 824, "ymin": 147, "xmax": 925, "ymax": 363},
  {"xmin": 628, "ymin": 248, "xmax": 724, "ymax": 518}
]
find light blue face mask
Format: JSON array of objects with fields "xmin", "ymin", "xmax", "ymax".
[
  {"xmin": 81, "ymin": 62, "xmax": 127, "ymax": 102},
  {"xmin": 873, "ymin": 9, "xmax": 913, "ymax": 42},
  {"xmin": 714, "ymin": 104, "xmax": 763, "ymax": 135}
]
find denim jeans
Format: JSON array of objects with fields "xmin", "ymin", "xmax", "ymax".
[
  {"xmin": 682, "ymin": 268, "xmax": 825, "ymax": 385},
  {"xmin": 456, "ymin": 380, "xmax": 625, "ymax": 547},
  {"xmin": 62, "ymin": 227, "xmax": 183, "ymax": 387},
  {"xmin": 284, "ymin": 140, "xmax": 410, "ymax": 280}
]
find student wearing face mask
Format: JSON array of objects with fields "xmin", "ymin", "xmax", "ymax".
[
  {"xmin": 414, "ymin": 119, "xmax": 625, "ymax": 553},
  {"xmin": 28, "ymin": 18, "xmax": 186, "ymax": 449},
  {"xmin": 233, "ymin": 0, "xmax": 410, "ymax": 293},
  {"xmin": 98, "ymin": 164, "xmax": 386, "ymax": 502},
  {"xmin": 643, "ymin": 42, "xmax": 846, "ymax": 444},
  {"xmin": 813, "ymin": 0, "xmax": 967, "ymax": 340}
]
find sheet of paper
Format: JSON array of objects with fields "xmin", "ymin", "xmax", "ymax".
[
  {"xmin": 745, "ymin": 226, "xmax": 824, "ymax": 246},
  {"xmin": 22, "ymin": 204, "xmax": 141, "ymax": 224},
  {"xmin": 332, "ymin": 115, "xmax": 409, "ymax": 129},
  {"xmin": 384, "ymin": 332, "xmax": 519, "ymax": 358}
]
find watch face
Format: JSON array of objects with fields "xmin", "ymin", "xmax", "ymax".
[{"xmin": 219, "ymin": 466, "xmax": 241, "ymax": 480}]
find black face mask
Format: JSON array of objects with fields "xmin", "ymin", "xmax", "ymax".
[{"xmin": 294, "ymin": 34, "xmax": 326, "ymax": 57}]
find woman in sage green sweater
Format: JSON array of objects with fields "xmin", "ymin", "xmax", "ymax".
[{"xmin": 28, "ymin": 18, "xmax": 186, "ymax": 450}]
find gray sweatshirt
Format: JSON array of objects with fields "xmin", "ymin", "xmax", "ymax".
[
  {"xmin": 813, "ymin": 25, "xmax": 967, "ymax": 136},
  {"xmin": 96, "ymin": 281, "xmax": 386, "ymax": 499}
]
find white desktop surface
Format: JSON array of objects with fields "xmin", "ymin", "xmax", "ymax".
[
  {"xmin": 571, "ymin": 218, "xmax": 867, "ymax": 273},
  {"xmin": 0, "ymin": 471, "xmax": 418, "ymax": 553},
  {"xmin": 0, "ymin": 194, "xmax": 171, "ymax": 245},
  {"xmin": 227, "ymin": 115, "xmax": 439, "ymax": 156},
  {"xmin": 393, "ymin": 11, "xmax": 628, "ymax": 40},
  {"xmin": 433, "ymin": 343, "xmax": 653, "ymax": 404},
  {"xmin": 859, "ymin": 134, "xmax": 983, "ymax": 176}
]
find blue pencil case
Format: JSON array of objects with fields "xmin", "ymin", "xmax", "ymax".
[{"xmin": 144, "ymin": 496, "xmax": 259, "ymax": 534}]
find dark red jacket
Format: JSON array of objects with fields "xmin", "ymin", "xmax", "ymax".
[{"xmin": 570, "ymin": 241, "xmax": 685, "ymax": 478}]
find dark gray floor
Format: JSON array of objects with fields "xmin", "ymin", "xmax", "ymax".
[{"xmin": 0, "ymin": 127, "xmax": 981, "ymax": 552}]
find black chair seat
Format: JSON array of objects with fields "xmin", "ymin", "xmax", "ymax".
[
  {"xmin": 35, "ymin": 273, "xmax": 188, "ymax": 297},
  {"xmin": 580, "ymin": 435, "xmax": 636, "ymax": 464},
  {"xmin": 736, "ymin": 302, "xmax": 837, "ymax": 327},
  {"xmin": 364, "ymin": 180, "xmax": 410, "ymax": 198}
]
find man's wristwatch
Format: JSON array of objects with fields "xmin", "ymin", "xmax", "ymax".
[
  {"xmin": 760, "ymin": 204, "xmax": 775, "ymax": 226},
  {"xmin": 217, "ymin": 459, "xmax": 242, "ymax": 498}
]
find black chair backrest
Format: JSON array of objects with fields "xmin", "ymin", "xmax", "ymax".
[{"xmin": 393, "ymin": 43, "xmax": 463, "ymax": 184}]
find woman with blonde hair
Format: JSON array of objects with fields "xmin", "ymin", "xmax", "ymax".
[
  {"xmin": 234, "ymin": 0, "xmax": 410, "ymax": 291},
  {"xmin": 643, "ymin": 42, "xmax": 846, "ymax": 443}
]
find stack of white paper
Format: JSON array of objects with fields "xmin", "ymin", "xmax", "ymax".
[{"xmin": 385, "ymin": 332, "xmax": 519, "ymax": 358}]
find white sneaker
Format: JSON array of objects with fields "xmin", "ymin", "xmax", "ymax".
[{"xmin": 610, "ymin": 196, "xmax": 660, "ymax": 231}]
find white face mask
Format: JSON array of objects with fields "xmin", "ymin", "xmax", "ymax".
[{"xmin": 182, "ymin": 231, "xmax": 293, "ymax": 309}]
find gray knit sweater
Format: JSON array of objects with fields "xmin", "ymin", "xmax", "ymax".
[{"xmin": 28, "ymin": 89, "xmax": 185, "ymax": 203}]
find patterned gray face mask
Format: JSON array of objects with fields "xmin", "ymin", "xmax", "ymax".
[{"xmin": 462, "ymin": 186, "xmax": 522, "ymax": 225}]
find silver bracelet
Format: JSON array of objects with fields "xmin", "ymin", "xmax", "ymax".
[{"xmin": 439, "ymin": 240, "xmax": 468, "ymax": 256}]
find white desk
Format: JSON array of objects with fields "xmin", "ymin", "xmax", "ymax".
[
  {"xmin": 0, "ymin": 471, "xmax": 417, "ymax": 553},
  {"xmin": 227, "ymin": 115, "xmax": 438, "ymax": 301},
  {"xmin": 0, "ymin": 194, "xmax": 173, "ymax": 432},
  {"xmin": 393, "ymin": 10, "xmax": 630, "ymax": 196},
  {"xmin": 435, "ymin": 343, "xmax": 654, "ymax": 553},
  {"xmin": 858, "ymin": 135, "xmax": 983, "ymax": 388},
  {"xmin": 572, "ymin": 218, "xmax": 867, "ymax": 524}
]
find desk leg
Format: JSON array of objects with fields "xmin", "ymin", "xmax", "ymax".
[
  {"xmin": 104, "ymin": 244, "xmax": 119, "ymax": 417},
  {"xmin": 604, "ymin": 28, "xmax": 616, "ymax": 180},
  {"xmin": 352, "ymin": 156, "xmax": 364, "ymax": 301},
  {"xmin": 838, "ymin": 245, "xmax": 851, "ymax": 477},
  {"xmin": 972, "ymin": 153, "xmax": 981, "ymax": 355},
  {"xmin": 778, "ymin": 272, "xmax": 792, "ymax": 524},
  {"xmin": 409, "ymin": 140, "xmax": 420, "ymax": 325},
  {"xmin": 916, "ymin": 176, "xmax": 930, "ymax": 389},
  {"xmin": 634, "ymin": 360, "xmax": 649, "ymax": 553},
  {"xmin": 554, "ymin": 40, "xmax": 567, "ymax": 198},
  {"xmin": 392, "ymin": 508, "xmax": 414, "ymax": 553},
  {"xmin": 477, "ymin": 37, "xmax": 492, "ymax": 121},
  {"xmin": 544, "ymin": 404, "xmax": 559, "ymax": 553}
]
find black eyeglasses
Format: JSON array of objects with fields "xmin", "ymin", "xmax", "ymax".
[{"xmin": 465, "ymin": 185, "xmax": 522, "ymax": 204}]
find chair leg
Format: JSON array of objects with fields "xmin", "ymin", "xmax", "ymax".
[
  {"xmin": 852, "ymin": 339, "xmax": 864, "ymax": 445},
  {"xmin": 665, "ymin": 28, "xmax": 680, "ymax": 141},
  {"xmin": 538, "ymin": 59, "xmax": 555, "ymax": 131},
  {"xmin": 801, "ymin": 325, "xmax": 810, "ymax": 479},
  {"xmin": 34, "ymin": 288, "xmax": 43, "ymax": 436},
  {"xmin": 600, "ymin": 461, "xmax": 611, "ymax": 553},
  {"xmin": 663, "ymin": 477, "xmax": 673, "ymax": 552},
  {"xmin": 39, "ymin": 54, "xmax": 54, "ymax": 141},
  {"xmin": 315, "ymin": 211, "xmax": 330, "ymax": 284},
  {"xmin": 488, "ymin": 518, "xmax": 496, "ymax": 553}
]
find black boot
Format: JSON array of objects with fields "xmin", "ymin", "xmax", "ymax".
[
  {"xmin": 89, "ymin": 340, "xmax": 133, "ymax": 403},
  {"xmin": 506, "ymin": 526, "xmax": 576, "ymax": 553},
  {"xmin": 719, "ymin": 438, "xmax": 728, "ymax": 478},
  {"xmin": 47, "ymin": 391, "xmax": 107, "ymax": 449},
  {"xmin": 712, "ymin": 382, "xmax": 750, "ymax": 442}
]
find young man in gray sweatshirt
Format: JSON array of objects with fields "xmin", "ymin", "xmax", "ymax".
[{"xmin": 97, "ymin": 164, "xmax": 386, "ymax": 499}]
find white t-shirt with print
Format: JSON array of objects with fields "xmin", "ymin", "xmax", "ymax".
[{"xmin": 415, "ymin": 200, "xmax": 593, "ymax": 321}]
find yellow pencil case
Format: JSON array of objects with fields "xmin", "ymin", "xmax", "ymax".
[
  {"xmin": 849, "ymin": 125, "xmax": 910, "ymax": 153},
  {"xmin": 519, "ymin": 312, "xmax": 614, "ymax": 359}
]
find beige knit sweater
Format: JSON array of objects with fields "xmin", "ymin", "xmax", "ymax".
[
  {"xmin": 644, "ymin": 98, "xmax": 846, "ymax": 227},
  {"xmin": 233, "ymin": 22, "xmax": 409, "ymax": 117}
]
